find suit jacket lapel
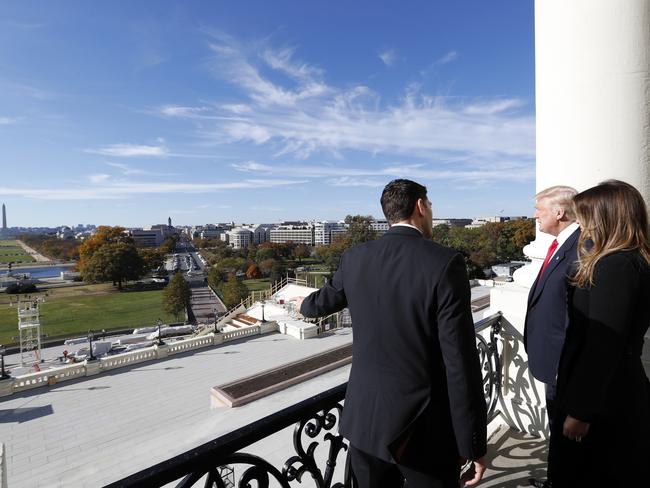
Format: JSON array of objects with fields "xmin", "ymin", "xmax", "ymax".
[{"xmin": 529, "ymin": 229, "xmax": 580, "ymax": 305}]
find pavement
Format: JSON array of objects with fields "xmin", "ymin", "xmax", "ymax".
[{"xmin": 0, "ymin": 328, "xmax": 354, "ymax": 487}]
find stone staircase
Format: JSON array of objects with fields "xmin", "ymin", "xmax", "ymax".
[{"xmin": 222, "ymin": 313, "xmax": 259, "ymax": 330}]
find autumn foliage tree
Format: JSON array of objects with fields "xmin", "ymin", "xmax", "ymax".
[
  {"xmin": 163, "ymin": 272, "xmax": 191, "ymax": 320},
  {"xmin": 78, "ymin": 227, "xmax": 145, "ymax": 289},
  {"xmin": 245, "ymin": 264, "xmax": 261, "ymax": 279}
]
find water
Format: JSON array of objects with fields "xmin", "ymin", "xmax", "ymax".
[{"xmin": 3, "ymin": 265, "xmax": 75, "ymax": 279}]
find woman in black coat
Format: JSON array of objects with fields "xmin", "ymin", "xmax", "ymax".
[{"xmin": 548, "ymin": 180, "xmax": 650, "ymax": 487}]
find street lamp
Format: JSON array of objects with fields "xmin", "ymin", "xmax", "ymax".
[
  {"xmin": 261, "ymin": 302, "xmax": 266, "ymax": 323},
  {"xmin": 87, "ymin": 331, "xmax": 96, "ymax": 361},
  {"xmin": 0, "ymin": 345, "xmax": 9, "ymax": 379},
  {"xmin": 156, "ymin": 318, "xmax": 165, "ymax": 345}
]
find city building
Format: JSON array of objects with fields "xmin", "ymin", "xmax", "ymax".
[
  {"xmin": 269, "ymin": 224, "xmax": 314, "ymax": 245},
  {"xmin": 224, "ymin": 227, "xmax": 253, "ymax": 249},
  {"xmin": 128, "ymin": 228, "xmax": 165, "ymax": 247},
  {"xmin": 249, "ymin": 224, "xmax": 274, "ymax": 245},
  {"xmin": 314, "ymin": 220, "xmax": 346, "ymax": 245}
]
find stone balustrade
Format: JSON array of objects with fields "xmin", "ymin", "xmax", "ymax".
[
  {"xmin": 11, "ymin": 362, "xmax": 86, "ymax": 393},
  {"xmin": 0, "ymin": 323, "xmax": 282, "ymax": 398}
]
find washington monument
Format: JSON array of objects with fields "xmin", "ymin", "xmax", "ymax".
[{"xmin": 1, "ymin": 203, "xmax": 6, "ymax": 230}]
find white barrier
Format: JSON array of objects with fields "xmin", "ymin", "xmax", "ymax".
[
  {"xmin": 167, "ymin": 335, "xmax": 214, "ymax": 355},
  {"xmin": 221, "ymin": 326, "xmax": 260, "ymax": 341},
  {"xmin": 12, "ymin": 363, "xmax": 86, "ymax": 392},
  {"xmin": 99, "ymin": 348, "xmax": 157, "ymax": 372},
  {"xmin": 3, "ymin": 322, "xmax": 283, "ymax": 397}
]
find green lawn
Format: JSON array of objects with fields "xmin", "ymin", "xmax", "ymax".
[
  {"xmin": 0, "ymin": 255, "xmax": 35, "ymax": 264},
  {"xmin": 0, "ymin": 283, "xmax": 175, "ymax": 344},
  {"xmin": 0, "ymin": 240, "xmax": 35, "ymax": 264},
  {"xmin": 243, "ymin": 278, "xmax": 272, "ymax": 292}
]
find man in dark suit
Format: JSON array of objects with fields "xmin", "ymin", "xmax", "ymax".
[
  {"xmin": 298, "ymin": 179, "xmax": 487, "ymax": 488},
  {"xmin": 524, "ymin": 185, "xmax": 579, "ymax": 426}
]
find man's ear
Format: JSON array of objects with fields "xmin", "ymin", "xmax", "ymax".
[
  {"xmin": 416, "ymin": 198, "xmax": 427, "ymax": 216},
  {"xmin": 556, "ymin": 207, "xmax": 566, "ymax": 221}
]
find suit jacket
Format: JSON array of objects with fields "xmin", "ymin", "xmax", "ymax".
[
  {"xmin": 549, "ymin": 250, "xmax": 650, "ymax": 484},
  {"xmin": 524, "ymin": 228, "xmax": 579, "ymax": 385},
  {"xmin": 301, "ymin": 226, "xmax": 487, "ymax": 469}
]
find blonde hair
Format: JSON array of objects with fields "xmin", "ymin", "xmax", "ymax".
[
  {"xmin": 535, "ymin": 185, "xmax": 578, "ymax": 221},
  {"xmin": 572, "ymin": 179, "xmax": 650, "ymax": 288}
]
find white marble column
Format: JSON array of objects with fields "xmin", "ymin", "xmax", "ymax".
[{"xmin": 490, "ymin": 0, "xmax": 650, "ymax": 436}]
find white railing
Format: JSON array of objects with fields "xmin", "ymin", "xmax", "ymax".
[
  {"xmin": 221, "ymin": 326, "xmax": 261, "ymax": 341},
  {"xmin": 12, "ymin": 363, "xmax": 86, "ymax": 392},
  {"xmin": 167, "ymin": 335, "xmax": 214, "ymax": 355},
  {"xmin": 99, "ymin": 348, "xmax": 157, "ymax": 371},
  {"xmin": 216, "ymin": 276, "xmax": 309, "ymax": 329}
]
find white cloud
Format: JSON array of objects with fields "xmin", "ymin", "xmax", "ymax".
[
  {"xmin": 88, "ymin": 174, "xmax": 111, "ymax": 183},
  {"xmin": 86, "ymin": 144, "xmax": 169, "ymax": 158},
  {"xmin": 159, "ymin": 105, "xmax": 211, "ymax": 117},
  {"xmin": 0, "ymin": 179, "xmax": 308, "ymax": 201},
  {"xmin": 378, "ymin": 49, "xmax": 397, "ymax": 67},
  {"xmin": 206, "ymin": 38, "xmax": 330, "ymax": 107},
  {"xmin": 188, "ymin": 38, "xmax": 535, "ymax": 164},
  {"xmin": 0, "ymin": 116, "xmax": 17, "ymax": 125},
  {"xmin": 262, "ymin": 46, "xmax": 323, "ymax": 81},
  {"xmin": 436, "ymin": 51, "xmax": 458, "ymax": 65},
  {"xmin": 231, "ymin": 160, "xmax": 534, "ymax": 185},
  {"xmin": 105, "ymin": 162, "xmax": 144, "ymax": 175},
  {"xmin": 463, "ymin": 99, "xmax": 524, "ymax": 115},
  {"xmin": 328, "ymin": 177, "xmax": 385, "ymax": 187}
]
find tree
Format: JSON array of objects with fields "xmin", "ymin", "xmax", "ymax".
[
  {"xmin": 293, "ymin": 244, "xmax": 310, "ymax": 262},
  {"xmin": 314, "ymin": 236, "xmax": 349, "ymax": 273},
  {"xmin": 220, "ymin": 275, "xmax": 249, "ymax": 309},
  {"xmin": 139, "ymin": 248, "xmax": 165, "ymax": 273},
  {"xmin": 160, "ymin": 235, "xmax": 179, "ymax": 254},
  {"xmin": 246, "ymin": 264, "xmax": 261, "ymax": 279},
  {"xmin": 78, "ymin": 226, "xmax": 142, "ymax": 289},
  {"xmin": 270, "ymin": 261, "xmax": 286, "ymax": 283},
  {"xmin": 163, "ymin": 272, "xmax": 191, "ymax": 320},
  {"xmin": 344, "ymin": 215, "xmax": 378, "ymax": 245},
  {"xmin": 214, "ymin": 257, "xmax": 247, "ymax": 278},
  {"xmin": 256, "ymin": 246, "xmax": 279, "ymax": 262},
  {"xmin": 259, "ymin": 258, "xmax": 277, "ymax": 277},
  {"xmin": 207, "ymin": 266, "xmax": 223, "ymax": 290},
  {"xmin": 81, "ymin": 241, "xmax": 145, "ymax": 290}
]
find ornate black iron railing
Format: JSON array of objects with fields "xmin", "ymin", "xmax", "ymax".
[{"xmin": 106, "ymin": 312, "xmax": 503, "ymax": 488}]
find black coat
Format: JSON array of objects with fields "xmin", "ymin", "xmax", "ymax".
[
  {"xmin": 300, "ymin": 226, "xmax": 487, "ymax": 471},
  {"xmin": 524, "ymin": 229, "xmax": 580, "ymax": 385},
  {"xmin": 549, "ymin": 250, "xmax": 650, "ymax": 486}
]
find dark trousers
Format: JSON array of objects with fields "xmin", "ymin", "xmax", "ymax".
[{"xmin": 349, "ymin": 444, "xmax": 458, "ymax": 488}]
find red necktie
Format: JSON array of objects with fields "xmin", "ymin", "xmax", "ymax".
[{"xmin": 538, "ymin": 239, "xmax": 558, "ymax": 280}]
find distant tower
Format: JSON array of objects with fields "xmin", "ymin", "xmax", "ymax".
[
  {"xmin": 1, "ymin": 203, "xmax": 6, "ymax": 230},
  {"xmin": 168, "ymin": 216, "xmax": 172, "ymax": 228}
]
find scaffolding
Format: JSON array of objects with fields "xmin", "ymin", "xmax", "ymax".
[{"xmin": 17, "ymin": 297, "xmax": 43, "ymax": 367}]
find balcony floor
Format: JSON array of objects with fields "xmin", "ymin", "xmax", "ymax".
[{"xmin": 482, "ymin": 422, "xmax": 547, "ymax": 487}]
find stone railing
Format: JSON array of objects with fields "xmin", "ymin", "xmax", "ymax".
[
  {"xmin": 11, "ymin": 362, "xmax": 86, "ymax": 393},
  {"xmin": 221, "ymin": 326, "xmax": 261, "ymax": 341},
  {"xmin": 99, "ymin": 348, "xmax": 158, "ymax": 372},
  {"xmin": 167, "ymin": 335, "xmax": 215, "ymax": 356},
  {"xmin": 0, "ymin": 325, "xmax": 281, "ymax": 398}
]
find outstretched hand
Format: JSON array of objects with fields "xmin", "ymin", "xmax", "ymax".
[{"xmin": 289, "ymin": 296, "xmax": 304, "ymax": 312}]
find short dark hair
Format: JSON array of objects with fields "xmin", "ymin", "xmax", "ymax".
[{"xmin": 380, "ymin": 179, "xmax": 428, "ymax": 224}]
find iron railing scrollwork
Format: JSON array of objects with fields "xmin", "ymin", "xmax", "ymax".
[{"xmin": 106, "ymin": 313, "xmax": 502, "ymax": 488}]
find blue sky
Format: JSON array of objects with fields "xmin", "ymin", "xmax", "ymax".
[{"xmin": 0, "ymin": 1, "xmax": 535, "ymax": 228}]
